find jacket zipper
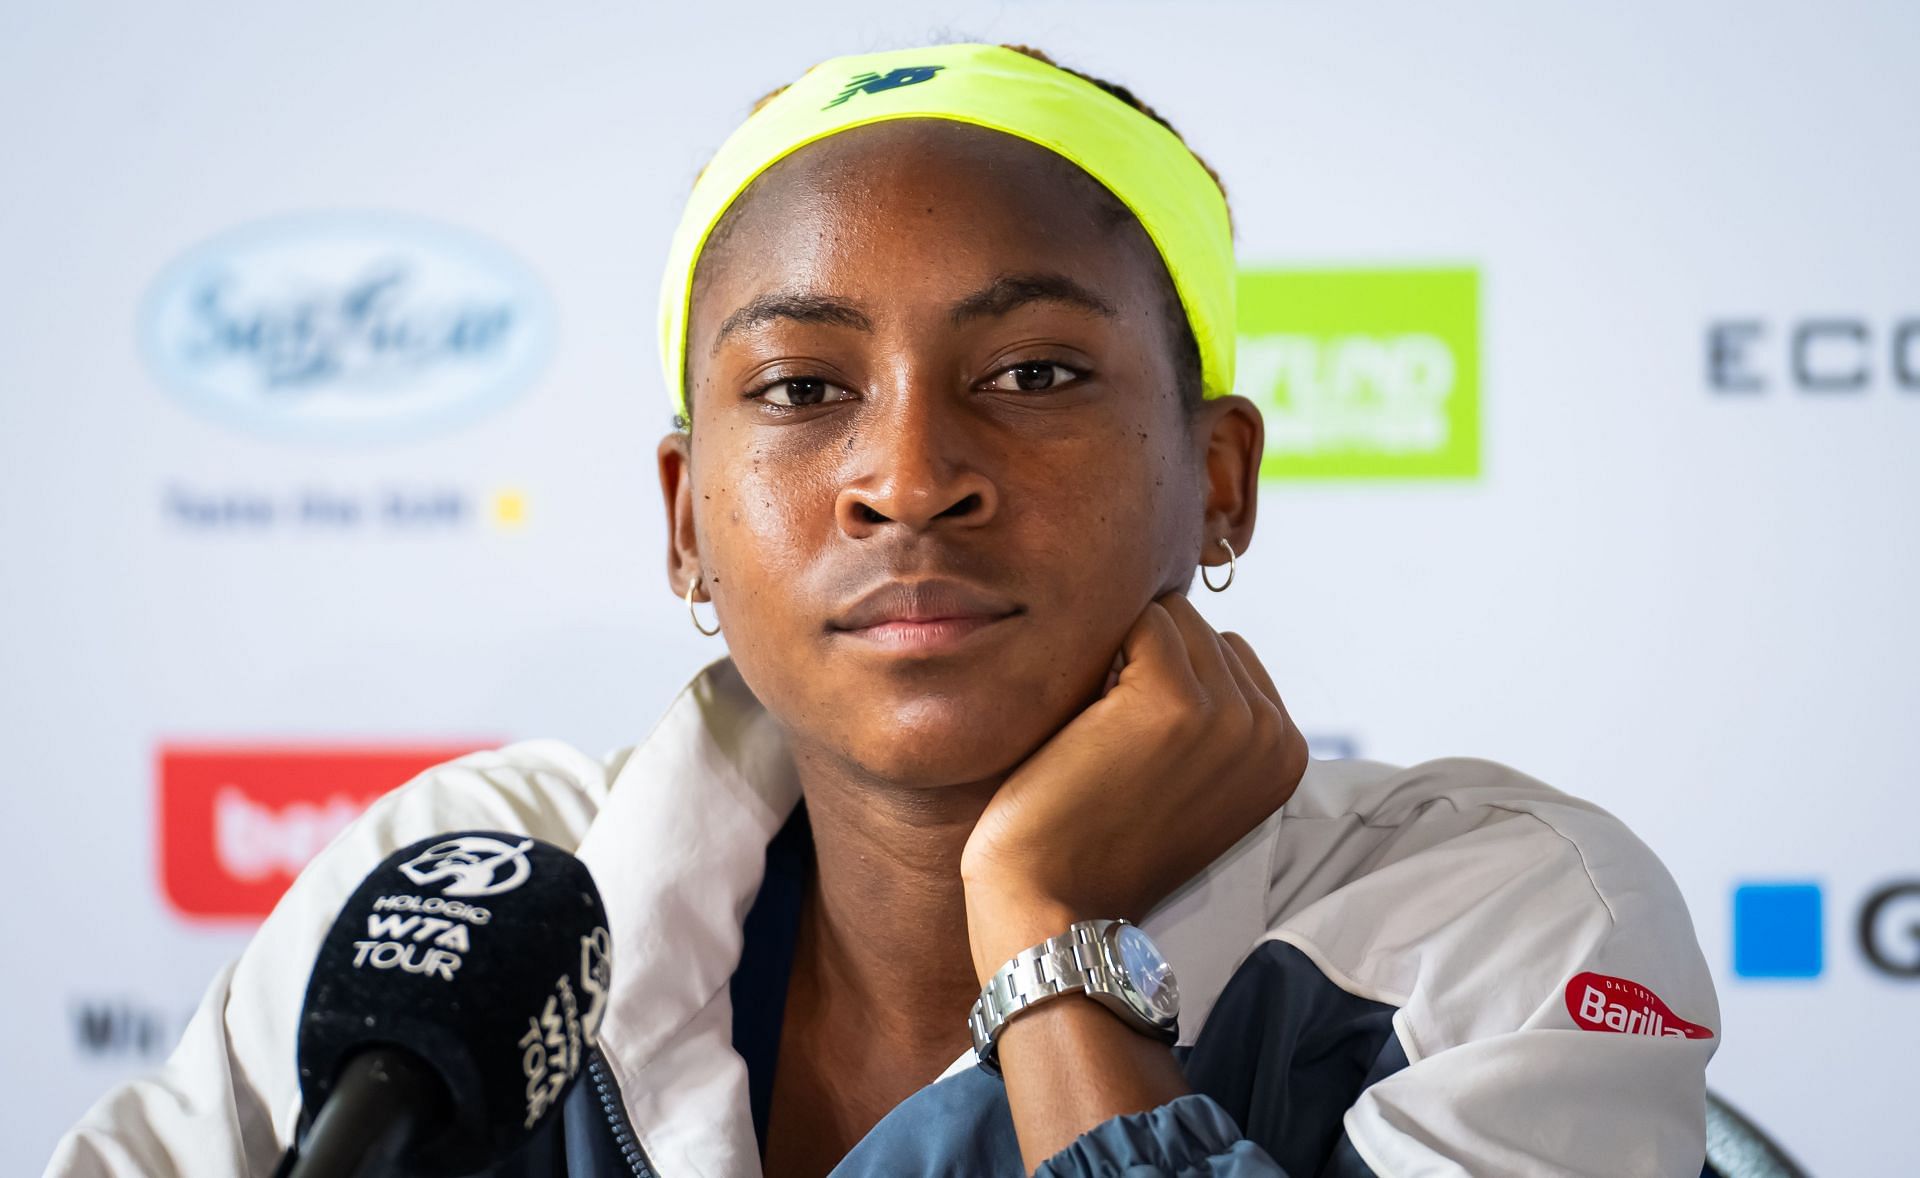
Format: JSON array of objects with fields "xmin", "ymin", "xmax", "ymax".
[{"xmin": 587, "ymin": 1050, "xmax": 658, "ymax": 1178}]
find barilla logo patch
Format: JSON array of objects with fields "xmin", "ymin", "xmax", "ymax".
[
  {"xmin": 825, "ymin": 65, "xmax": 944, "ymax": 109},
  {"xmin": 159, "ymin": 744, "xmax": 490, "ymax": 919},
  {"xmin": 1564, "ymin": 972, "xmax": 1713, "ymax": 1039}
]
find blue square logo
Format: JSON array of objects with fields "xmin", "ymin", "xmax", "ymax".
[{"xmin": 1732, "ymin": 883, "xmax": 1824, "ymax": 979}]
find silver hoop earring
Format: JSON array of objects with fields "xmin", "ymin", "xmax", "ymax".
[
  {"xmin": 685, "ymin": 575, "xmax": 721, "ymax": 637},
  {"xmin": 1201, "ymin": 537, "xmax": 1237, "ymax": 593}
]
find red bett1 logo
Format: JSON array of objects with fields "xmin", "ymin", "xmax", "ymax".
[{"xmin": 158, "ymin": 744, "xmax": 488, "ymax": 920}]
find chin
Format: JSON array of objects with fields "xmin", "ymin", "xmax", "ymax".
[{"xmin": 842, "ymin": 691, "xmax": 1067, "ymax": 788}]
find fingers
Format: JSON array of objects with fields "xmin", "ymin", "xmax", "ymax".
[
  {"xmin": 1219, "ymin": 631, "xmax": 1282, "ymax": 709},
  {"xmin": 1156, "ymin": 596, "xmax": 1293, "ymax": 751},
  {"xmin": 1154, "ymin": 591, "xmax": 1240, "ymax": 705},
  {"xmin": 1213, "ymin": 629, "xmax": 1266, "ymax": 719},
  {"xmin": 1118, "ymin": 597, "xmax": 1202, "ymax": 697},
  {"xmin": 1220, "ymin": 632, "xmax": 1307, "ymax": 779},
  {"xmin": 1117, "ymin": 594, "xmax": 1284, "ymax": 724}
]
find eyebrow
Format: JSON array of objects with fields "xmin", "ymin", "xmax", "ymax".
[
  {"xmin": 709, "ymin": 271, "xmax": 1118, "ymax": 353},
  {"xmin": 948, "ymin": 272, "xmax": 1118, "ymax": 325},
  {"xmin": 712, "ymin": 294, "xmax": 873, "ymax": 353}
]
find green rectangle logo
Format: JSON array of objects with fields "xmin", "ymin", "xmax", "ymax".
[{"xmin": 1236, "ymin": 268, "xmax": 1480, "ymax": 480}]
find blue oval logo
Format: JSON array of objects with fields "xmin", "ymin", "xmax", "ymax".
[{"xmin": 141, "ymin": 211, "xmax": 555, "ymax": 444}]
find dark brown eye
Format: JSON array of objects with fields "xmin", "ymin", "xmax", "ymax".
[
  {"xmin": 760, "ymin": 377, "xmax": 851, "ymax": 407},
  {"xmin": 986, "ymin": 362, "xmax": 1079, "ymax": 393}
]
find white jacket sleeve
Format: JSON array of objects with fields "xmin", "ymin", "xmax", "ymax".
[
  {"xmin": 44, "ymin": 740, "xmax": 615, "ymax": 1178},
  {"xmin": 1274, "ymin": 757, "xmax": 1721, "ymax": 1176}
]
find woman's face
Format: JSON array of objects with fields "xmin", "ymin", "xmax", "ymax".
[{"xmin": 661, "ymin": 119, "xmax": 1259, "ymax": 788}]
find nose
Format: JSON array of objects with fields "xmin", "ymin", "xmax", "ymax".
[{"xmin": 834, "ymin": 392, "xmax": 999, "ymax": 538}]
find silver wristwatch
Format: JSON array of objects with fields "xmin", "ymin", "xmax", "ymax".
[{"xmin": 967, "ymin": 918, "xmax": 1180, "ymax": 1075}]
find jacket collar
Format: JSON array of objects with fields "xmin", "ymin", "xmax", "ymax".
[{"xmin": 575, "ymin": 654, "xmax": 1278, "ymax": 1177}]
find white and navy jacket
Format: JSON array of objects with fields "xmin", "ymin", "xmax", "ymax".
[{"xmin": 49, "ymin": 655, "xmax": 1721, "ymax": 1177}]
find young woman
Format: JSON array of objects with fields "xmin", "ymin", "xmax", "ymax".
[{"xmin": 52, "ymin": 42, "xmax": 1719, "ymax": 1177}]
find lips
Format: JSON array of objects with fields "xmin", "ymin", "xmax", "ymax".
[{"xmin": 833, "ymin": 575, "xmax": 1029, "ymax": 652}]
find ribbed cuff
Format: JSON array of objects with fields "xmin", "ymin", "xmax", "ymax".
[{"xmin": 1033, "ymin": 1093, "xmax": 1289, "ymax": 1177}]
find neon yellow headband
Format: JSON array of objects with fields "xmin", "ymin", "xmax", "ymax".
[{"xmin": 658, "ymin": 42, "xmax": 1236, "ymax": 423}]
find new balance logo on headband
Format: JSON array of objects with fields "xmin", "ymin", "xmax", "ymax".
[{"xmin": 825, "ymin": 65, "xmax": 945, "ymax": 109}]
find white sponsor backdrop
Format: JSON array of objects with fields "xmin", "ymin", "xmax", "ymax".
[{"xmin": 3, "ymin": 3, "xmax": 1915, "ymax": 1173}]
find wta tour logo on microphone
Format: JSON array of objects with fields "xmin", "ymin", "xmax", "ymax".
[
  {"xmin": 354, "ymin": 836, "xmax": 536, "ymax": 982},
  {"xmin": 512, "ymin": 926, "xmax": 612, "ymax": 1130},
  {"xmin": 296, "ymin": 833, "xmax": 612, "ymax": 1171},
  {"xmin": 400, "ymin": 835, "xmax": 536, "ymax": 897}
]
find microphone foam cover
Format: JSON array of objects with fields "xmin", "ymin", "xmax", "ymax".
[{"xmin": 295, "ymin": 831, "xmax": 612, "ymax": 1175}]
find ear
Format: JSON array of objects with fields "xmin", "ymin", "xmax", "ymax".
[
  {"xmin": 1195, "ymin": 394, "xmax": 1264, "ymax": 562},
  {"xmin": 657, "ymin": 431, "xmax": 705, "ymax": 600}
]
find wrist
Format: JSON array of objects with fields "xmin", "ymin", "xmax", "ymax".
[
  {"xmin": 965, "ymin": 915, "xmax": 1184, "ymax": 1080},
  {"xmin": 964, "ymin": 886, "xmax": 1082, "ymax": 987}
]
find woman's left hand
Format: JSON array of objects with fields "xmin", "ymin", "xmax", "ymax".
[{"xmin": 960, "ymin": 590, "xmax": 1309, "ymax": 983}]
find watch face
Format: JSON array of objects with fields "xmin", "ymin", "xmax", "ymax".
[{"xmin": 1111, "ymin": 923, "xmax": 1180, "ymax": 1021}]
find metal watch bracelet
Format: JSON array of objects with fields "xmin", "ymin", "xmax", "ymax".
[{"xmin": 967, "ymin": 918, "xmax": 1178, "ymax": 1075}]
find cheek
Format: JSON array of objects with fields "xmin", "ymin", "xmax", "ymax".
[
  {"xmin": 691, "ymin": 446, "xmax": 836, "ymax": 626},
  {"xmin": 1015, "ymin": 426, "xmax": 1192, "ymax": 571}
]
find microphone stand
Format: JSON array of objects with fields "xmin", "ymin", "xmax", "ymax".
[{"xmin": 277, "ymin": 1047, "xmax": 449, "ymax": 1178}]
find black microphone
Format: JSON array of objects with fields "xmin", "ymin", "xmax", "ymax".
[{"xmin": 276, "ymin": 831, "xmax": 613, "ymax": 1178}]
